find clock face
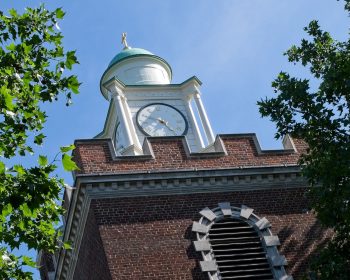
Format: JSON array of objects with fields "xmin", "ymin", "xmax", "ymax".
[{"xmin": 136, "ymin": 103, "xmax": 188, "ymax": 136}]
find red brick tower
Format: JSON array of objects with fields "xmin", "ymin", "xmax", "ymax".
[{"xmin": 39, "ymin": 42, "xmax": 330, "ymax": 280}]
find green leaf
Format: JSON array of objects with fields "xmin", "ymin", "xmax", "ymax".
[
  {"xmin": 26, "ymin": 146, "xmax": 34, "ymax": 155},
  {"xmin": 6, "ymin": 42, "xmax": 16, "ymax": 51},
  {"xmin": 1, "ymin": 86, "xmax": 14, "ymax": 110},
  {"xmin": 66, "ymin": 51, "xmax": 78, "ymax": 70},
  {"xmin": 13, "ymin": 165, "xmax": 25, "ymax": 175},
  {"xmin": 60, "ymin": 144, "xmax": 75, "ymax": 153},
  {"xmin": 62, "ymin": 154, "xmax": 78, "ymax": 171},
  {"xmin": 55, "ymin": 8, "xmax": 65, "ymax": 19},
  {"xmin": 18, "ymin": 221, "xmax": 25, "ymax": 230},
  {"xmin": 0, "ymin": 161, "xmax": 5, "ymax": 174},
  {"xmin": 9, "ymin": 8, "xmax": 18, "ymax": 17},
  {"xmin": 22, "ymin": 256, "xmax": 36, "ymax": 267},
  {"xmin": 38, "ymin": 155, "xmax": 48, "ymax": 167},
  {"xmin": 2, "ymin": 204, "xmax": 13, "ymax": 216},
  {"xmin": 22, "ymin": 43, "xmax": 32, "ymax": 54},
  {"xmin": 67, "ymin": 75, "xmax": 80, "ymax": 94},
  {"xmin": 34, "ymin": 133, "xmax": 45, "ymax": 145},
  {"xmin": 63, "ymin": 241, "xmax": 71, "ymax": 249},
  {"xmin": 21, "ymin": 203, "xmax": 32, "ymax": 217}
]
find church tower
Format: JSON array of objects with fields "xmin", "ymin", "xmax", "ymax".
[{"xmin": 38, "ymin": 37, "xmax": 330, "ymax": 280}]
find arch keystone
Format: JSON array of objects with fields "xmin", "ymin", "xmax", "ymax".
[
  {"xmin": 218, "ymin": 202, "xmax": 231, "ymax": 216},
  {"xmin": 199, "ymin": 207, "xmax": 217, "ymax": 221},
  {"xmin": 240, "ymin": 205, "xmax": 254, "ymax": 219}
]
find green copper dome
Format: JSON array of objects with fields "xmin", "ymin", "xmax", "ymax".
[
  {"xmin": 100, "ymin": 46, "xmax": 173, "ymax": 99},
  {"xmin": 108, "ymin": 47, "xmax": 154, "ymax": 67}
]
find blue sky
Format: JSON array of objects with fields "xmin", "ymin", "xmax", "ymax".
[{"xmin": 1, "ymin": 0, "xmax": 349, "ymax": 278}]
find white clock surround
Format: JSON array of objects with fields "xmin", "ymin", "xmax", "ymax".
[{"xmin": 96, "ymin": 48, "xmax": 215, "ymax": 156}]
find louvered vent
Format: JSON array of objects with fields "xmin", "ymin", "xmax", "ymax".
[{"xmin": 209, "ymin": 218, "xmax": 274, "ymax": 280}]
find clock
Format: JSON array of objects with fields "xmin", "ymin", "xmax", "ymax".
[{"xmin": 136, "ymin": 103, "xmax": 188, "ymax": 136}]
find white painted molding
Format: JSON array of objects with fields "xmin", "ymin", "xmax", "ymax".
[
  {"xmin": 184, "ymin": 97, "xmax": 205, "ymax": 150},
  {"xmin": 194, "ymin": 92, "xmax": 215, "ymax": 144},
  {"xmin": 121, "ymin": 95, "xmax": 142, "ymax": 151},
  {"xmin": 114, "ymin": 95, "xmax": 134, "ymax": 149}
]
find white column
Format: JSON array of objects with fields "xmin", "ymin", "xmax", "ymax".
[
  {"xmin": 122, "ymin": 96, "xmax": 142, "ymax": 149},
  {"xmin": 113, "ymin": 95, "xmax": 133, "ymax": 148},
  {"xmin": 194, "ymin": 93, "xmax": 215, "ymax": 144},
  {"xmin": 184, "ymin": 97, "xmax": 205, "ymax": 150}
]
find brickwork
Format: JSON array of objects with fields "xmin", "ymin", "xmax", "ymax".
[
  {"xmin": 72, "ymin": 208, "xmax": 112, "ymax": 280},
  {"xmin": 51, "ymin": 135, "xmax": 327, "ymax": 280},
  {"xmin": 73, "ymin": 135, "xmax": 305, "ymax": 175},
  {"xmin": 91, "ymin": 188, "xmax": 330, "ymax": 280}
]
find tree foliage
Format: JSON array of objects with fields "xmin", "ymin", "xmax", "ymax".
[
  {"xmin": 258, "ymin": 1, "xmax": 350, "ymax": 278},
  {"xmin": 0, "ymin": 5, "xmax": 79, "ymax": 279}
]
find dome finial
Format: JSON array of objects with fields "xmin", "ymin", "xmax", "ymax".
[{"xmin": 121, "ymin": 32, "xmax": 130, "ymax": 50}]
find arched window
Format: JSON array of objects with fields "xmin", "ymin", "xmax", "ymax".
[{"xmin": 192, "ymin": 202, "xmax": 292, "ymax": 280}]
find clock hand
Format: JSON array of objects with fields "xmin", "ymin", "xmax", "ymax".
[
  {"xmin": 158, "ymin": 118, "xmax": 177, "ymax": 135},
  {"xmin": 147, "ymin": 116, "xmax": 170, "ymax": 127},
  {"xmin": 157, "ymin": 117, "xmax": 166, "ymax": 123},
  {"xmin": 165, "ymin": 123, "xmax": 176, "ymax": 133},
  {"xmin": 146, "ymin": 117, "xmax": 177, "ymax": 135},
  {"xmin": 147, "ymin": 116, "xmax": 160, "ymax": 122},
  {"xmin": 147, "ymin": 116, "xmax": 169, "ymax": 126}
]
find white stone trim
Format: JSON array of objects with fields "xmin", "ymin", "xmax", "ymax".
[
  {"xmin": 240, "ymin": 205, "xmax": 254, "ymax": 219},
  {"xmin": 200, "ymin": 260, "xmax": 218, "ymax": 272},
  {"xmin": 256, "ymin": 217, "xmax": 272, "ymax": 230},
  {"xmin": 194, "ymin": 92, "xmax": 215, "ymax": 144},
  {"xmin": 122, "ymin": 95, "xmax": 142, "ymax": 150},
  {"xmin": 194, "ymin": 240, "xmax": 211, "ymax": 251},
  {"xmin": 199, "ymin": 207, "xmax": 217, "ymax": 222},
  {"xmin": 113, "ymin": 95, "xmax": 134, "ymax": 149},
  {"xmin": 184, "ymin": 97, "xmax": 205, "ymax": 150},
  {"xmin": 193, "ymin": 203, "xmax": 293, "ymax": 280},
  {"xmin": 218, "ymin": 202, "xmax": 232, "ymax": 216}
]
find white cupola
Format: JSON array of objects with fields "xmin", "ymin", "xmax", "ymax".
[
  {"xmin": 97, "ymin": 35, "xmax": 215, "ymax": 156},
  {"xmin": 100, "ymin": 46, "xmax": 172, "ymax": 99}
]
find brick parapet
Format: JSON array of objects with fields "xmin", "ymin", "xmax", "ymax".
[{"xmin": 73, "ymin": 134, "xmax": 304, "ymax": 176}]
